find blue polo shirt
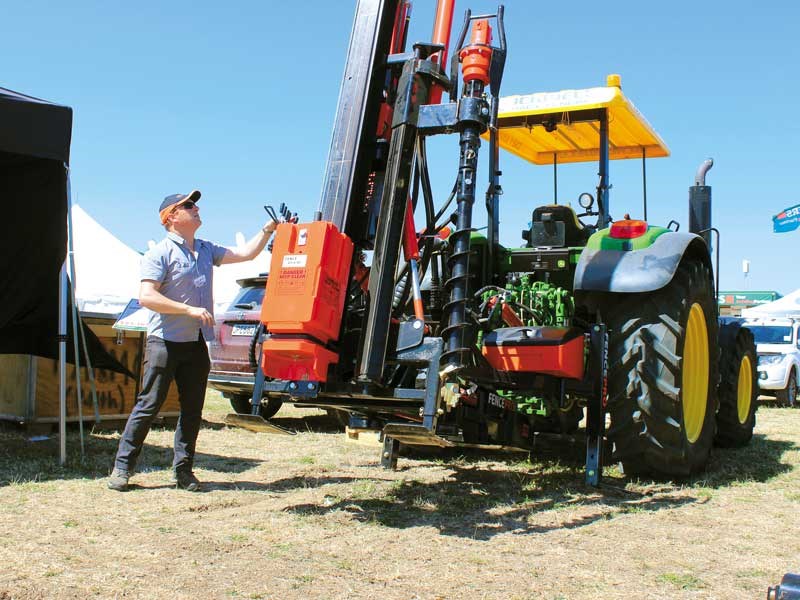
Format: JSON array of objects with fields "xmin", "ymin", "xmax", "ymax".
[{"xmin": 141, "ymin": 232, "xmax": 228, "ymax": 342}]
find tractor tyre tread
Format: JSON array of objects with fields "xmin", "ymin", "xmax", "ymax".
[
  {"xmin": 715, "ymin": 326, "xmax": 758, "ymax": 447},
  {"xmin": 598, "ymin": 260, "xmax": 718, "ymax": 477}
]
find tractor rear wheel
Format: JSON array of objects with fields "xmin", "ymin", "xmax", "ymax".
[
  {"xmin": 715, "ymin": 324, "xmax": 758, "ymax": 447},
  {"xmin": 594, "ymin": 259, "xmax": 718, "ymax": 477}
]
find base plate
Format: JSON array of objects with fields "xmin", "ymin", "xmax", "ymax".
[
  {"xmin": 224, "ymin": 413, "xmax": 296, "ymax": 435},
  {"xmin": 382, "ymin": 423, "xmax": 455, "ymax": 448}
]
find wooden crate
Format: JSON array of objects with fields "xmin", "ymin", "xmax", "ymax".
[{"xmin": 0, "ymin": 316, "xmax": 180, "ymax": 426}]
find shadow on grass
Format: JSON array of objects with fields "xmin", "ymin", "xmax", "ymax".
[
  {"xmin": 0, "ymin": 404, "xmax": 350, "ymax": 489},
  {"xmin": 204, "ymin": 411, "xmax": 346, "ymax": 434},
  {"xmin": 0, "ymin": 426, "xmax": 264, "ymax": 488},
  {"xmin": 262, "ymin": 411, "xmax": 346, "ymax": 434},
  {"xmin": 700, "ymin": 433, "xmax": 796, "ymax": 487},
  {"xmin": 278, "ymin": 458, "xmax": 698, "ymax": 540},
  {"xmin": 276, "ymin": 432, "xmax": 796, "ymax": 540}
]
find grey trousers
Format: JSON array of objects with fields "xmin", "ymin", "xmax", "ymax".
[{"xmin": 114, "ymin": 335, "xmax": 210, "ymax": 474}]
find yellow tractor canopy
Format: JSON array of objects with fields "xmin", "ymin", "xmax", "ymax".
[{"xmin": 487, "ymin": 75, "xmax": 669, "ymax": 165}]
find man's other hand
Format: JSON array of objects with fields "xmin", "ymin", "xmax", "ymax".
[{"xmin": 186, "ymin": 306, "xmax": 215, "ymax": 327}]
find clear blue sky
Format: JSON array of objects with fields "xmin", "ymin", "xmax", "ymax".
[{"xmin": 4, "ymin": 0, "xmax": 799, "ymax": 293}]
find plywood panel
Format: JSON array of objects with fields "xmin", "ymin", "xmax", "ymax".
[
  {"xmin": 0, "ymin": 318, "xmax": 181, "ymax": 423},
  {"xmin": 33, "ymin": 328, "xmax": 181, "ymax": 420},
  {"xmin": 34, "ymin": 335, "xmax": 142, "ymax": 418},
  {"xmin": 0, "ymin": 355, "xmax": 32, "ymax": 419}
]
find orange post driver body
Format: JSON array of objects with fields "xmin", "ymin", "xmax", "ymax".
[{"xmin": 459, "ymin": 19, "xmax": 493, "ymax": 85}]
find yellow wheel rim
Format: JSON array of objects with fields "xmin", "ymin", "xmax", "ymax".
[
  {"xmin": 737, "ymin": 355, "xmax": 753, "ymax": 424},
  {"xmin": 682, "ymin": 303, "xmax": 709, "ymax": 444}
]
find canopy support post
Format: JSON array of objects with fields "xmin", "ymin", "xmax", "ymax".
[
  {"xmin": 553, "ymin": 152, "xmax": 558, "ymax": 204},
  {"xmin": 642, "ymin": 147, "xmax": 648, "ymax": 221},
  {"xmin": 596, "ymin": 109, "xmax": 610, "ymax": 228}
]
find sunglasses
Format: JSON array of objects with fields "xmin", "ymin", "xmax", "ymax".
[{"xmin": 174, "ymin": 201, "xmax": 197, "ymax": 211}]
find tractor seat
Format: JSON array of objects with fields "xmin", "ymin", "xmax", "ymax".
[{"xmin": 524, "ymin": 204, "xmax": 591, "ymax": 248}]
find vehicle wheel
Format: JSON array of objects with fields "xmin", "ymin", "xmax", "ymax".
[
  {"xmin": 227, "ymin": 393, "xmax": 283, "ymax": 420},
  {"xmin": 715, "ymin": 324, "xmax": 758, "ymax": 447},
  {"xmin": 589, "ymin": 259, "xmax": 718, "ymax": 477},
  {"xmin": 777, "ymin": 370, "xmax": 798, "ymax": 407}
]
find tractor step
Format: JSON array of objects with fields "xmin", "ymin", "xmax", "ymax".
[
  {"xmin": 381, "ymin": 423, "xmax": 455, "ymax": 448},
  {"xmin": 224, "ymin": 413, "xmax": 296, "ymax": 435}
]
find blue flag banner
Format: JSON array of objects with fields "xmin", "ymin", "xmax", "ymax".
[{"xmin": 773, "ymin": 204, "xmax": 800, "ymax": 233}]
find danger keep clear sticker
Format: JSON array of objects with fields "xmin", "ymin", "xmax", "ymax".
[{"xmin": 277, "ymin": 254, "xmax": 308, "ymax": 295}]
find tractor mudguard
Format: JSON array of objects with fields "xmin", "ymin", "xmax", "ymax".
[{"xmin": 574, "ymin": 230, "xmax": 710, "ymax": 293}]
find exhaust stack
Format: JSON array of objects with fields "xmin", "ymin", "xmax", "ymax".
[{"xmin": 689, "ymin": 158, "xmax": 714, "ymax": 248}]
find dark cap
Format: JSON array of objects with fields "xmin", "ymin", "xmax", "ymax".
[{"xmin": 159, "ymin": 189, "xmax": 201, "ymax": 213}]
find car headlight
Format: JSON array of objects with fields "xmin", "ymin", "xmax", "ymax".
[{"xmin": 758, "ymin": 354, "xmax": 784, "ymax": 366}]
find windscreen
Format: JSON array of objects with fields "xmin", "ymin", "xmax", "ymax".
[
  {"xmin": 748, "ymin": 326, "xmax": 793, "ymax": 345},
  {"xmin": 228, "ymin": 284, "xmax": 266, "ymax": 310}
]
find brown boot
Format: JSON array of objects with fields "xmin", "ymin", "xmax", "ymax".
[
  {"xmin": 170, "ymin": 470, "xmax": 201, "ymax": 492},
  {"xmin": 107, "ymin": 468, "xmax": 130, "ymax": 492}
]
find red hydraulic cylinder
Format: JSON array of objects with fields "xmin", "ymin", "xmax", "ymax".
[
  {"xmin": 389, "ymin": 1, "xmax": 411, "ymax": 54},
  {"xmin": 402, "ymin": 197, "xmax": 420, "ymax": 261},
  {"xmin": 402, "ymin": 197, "xmax": 425, "ymax": 321},
  {"xmin": 429, "ymin": 0, "xmax": 455, "ymax": 104},
  {"xmin": 376, "ymin": 1, "xmax": 411, "ymax": 141}
]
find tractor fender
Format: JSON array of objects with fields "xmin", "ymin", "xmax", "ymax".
[{"xmin": 574, "ymin": 231, "xmax": 711, "ymax": 293}]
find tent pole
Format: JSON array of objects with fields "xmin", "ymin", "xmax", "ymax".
[
  {"xmin": 67, "ymin": 178, "xmax": 100, "ymax": 425},
  {"xmin": 58, "ymin": 263, "xmax": 68, "ymax": 465},
  {"xmin": 66, "ymin": 181, "xmax": 86, "ymax": 459},
  {"xmin": 77, "ymin": 302, "xmax": 100, "ymax": 423}
]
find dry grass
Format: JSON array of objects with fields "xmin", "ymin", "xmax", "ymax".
[{"xmin": 0, "ymin": 393, "xmax": 798, "ymax": 599}]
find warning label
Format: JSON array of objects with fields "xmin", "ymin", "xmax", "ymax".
[
  {"xmin": 277, "ymin": 268, "xmax": 307, "ymax": 295},
  {"xmin": 282, "ymin": 254, "xmax": 307, "ymax": 268}
]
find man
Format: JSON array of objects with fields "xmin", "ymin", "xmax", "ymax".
[{"xmin": 108, "ymin": 190, "xmax": 276, "ymax": 492}]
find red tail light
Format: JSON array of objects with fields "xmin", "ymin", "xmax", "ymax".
[{"xmin": 609, "ymin": 219, "xmax": 648, "ymax": 239}]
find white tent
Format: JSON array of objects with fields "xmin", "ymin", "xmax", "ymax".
[
  {"xmin": 211, "ymin": 232, "xmax": 270, "ymax": 314},
  {"xmin": 71, "ymin": 205, "xmax": 142, "ymax": 316},
  {"xmin": 73, "ymin": 207, "xmax": 269, "ymax": 318},
  {"xmin": 741, "ymin": 289, "xmax": 800, "ymax": 318}
]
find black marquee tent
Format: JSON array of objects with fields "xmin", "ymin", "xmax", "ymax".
[{"xmin": 0, "ymin": 86, "xmax": 128, "ymax": 372}]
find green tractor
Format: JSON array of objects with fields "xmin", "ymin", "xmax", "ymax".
[{"xmin": 473, "ymin": 73, "xmax": 759, "ymax": 476}]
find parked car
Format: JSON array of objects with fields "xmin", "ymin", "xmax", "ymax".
[
  {"xmin": 743, "ymin": 317, "xmax": 800, "ymax": 406},
  {"xmin": 208, "ymin": 275, "xmax": 284, "ymax": 418}
]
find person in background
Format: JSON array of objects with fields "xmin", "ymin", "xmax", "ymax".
[{"xmin": 107, "ymin": 190, "xmax": 277, "ymax": 492}]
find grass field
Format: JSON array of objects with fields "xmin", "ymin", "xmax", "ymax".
[{"xmin": 0, "ymin": 392, "xmax": 798, "ymax": 599}]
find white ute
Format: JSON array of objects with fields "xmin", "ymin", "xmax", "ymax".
[{"xmin": 743, "ymin": 317, "xmax": 800, "ymax": 406}]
